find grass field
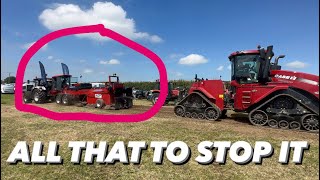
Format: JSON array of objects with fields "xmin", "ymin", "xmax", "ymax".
[{"xmin": 1, "ymin": 94, "xmax": 319, "ymax": 179}]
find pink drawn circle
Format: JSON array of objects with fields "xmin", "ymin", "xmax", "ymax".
[{"xmin": 15, "ymin": 24, "xmax": 168, "ymax": 122}]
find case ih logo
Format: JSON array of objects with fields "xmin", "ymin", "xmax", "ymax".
[{"xmin": 274, "ymin": 74, "xmax": 297, "ymax": 80}]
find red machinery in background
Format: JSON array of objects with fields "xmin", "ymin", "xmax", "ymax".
[
  {"xmin": 174, "ymin": 45, "xmax": 319, "ymax": 132},
  {"xmin": 150, "ymin": 80, "xmax": 183, "ymax": 105},
  {"xmin": 23, "ymin": 62, "xmax": 133, "ymax": 110},
  {"xmin": 68, "ymin": 74, "xmax": 133, "ymax": 109}
]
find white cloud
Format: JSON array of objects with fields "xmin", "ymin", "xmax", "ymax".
[
  {"xmin": 23, "ymin": 41, "xmax": 48, "ymax": 50},
  {"xmin": 83, "ymin": 69, "xmax": 93, "ymax": 73},
  {"xmin": 227, "ymin": 65, "xmax": 231, "ymax": 70},
  {"xmin": 149, "ymin": 35, "xmax": 163, "ymax": 43},
  {"xmin": 217, "ymin": 65, "xmax": 224, "ymax": 71},
  {"xmin": 79, "ymin": 59, "xmax": 86, "ymax": 63},
  {"xmin": 39, "ymin": 2, "xmax": 163, "ymax": 43},
  {"xmin": 178, "ymin": 54, "xmax": 208, "ymax": 65},
  {"xmin": 99, "ymin": 59, "xmax": 120, "ymax": 65},
  {"xmin": 47, "ymin": 56, "xmax": 53, "ymax": 60},
  {"xmin": 285, "ymin": 61, "xmax": 308, "ymax": 69}
]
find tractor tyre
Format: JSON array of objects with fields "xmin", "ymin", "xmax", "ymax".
[
  {"xmin": 33, "ymin": 89, "xmax": 47, "ymax": 104},
  {"xmin": 96, "ymin": 99, "xmax": 105, "ymax": 109},
  {"xmin": 151, "ymin": 93, "xmax": 160, "ymax": 105},
  {"xmin": 56, "ymin": 94, "xmax": 62, "ymax": 104},
  {"xmin": 62, "ymin": 94, "xmax": 73, "ymax": 106},
  {"xmin": 23, "ymin": 92, "xmax": 32, "ymax": 103}
]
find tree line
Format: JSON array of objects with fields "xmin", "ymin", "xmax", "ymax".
[
  {"xmin": 1, "ymin": 76, "xmax": 16, "ymax": 84},
  {"xmin": 123, "ymin": 80, "xmax": 231, "ymax": 91}
]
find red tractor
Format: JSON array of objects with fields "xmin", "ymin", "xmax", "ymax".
[
  {"xmin": 150, "ymin": 80, "xmax": 185, "ymax": 105},
  {"xmin": 174, "ymin": 45, "xmax": 319, "ymax": 132}
]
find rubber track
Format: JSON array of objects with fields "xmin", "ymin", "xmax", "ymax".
[
  {"xmin": 176, "ymin": 92, "xmax": 221, "ymax": 115},
  {"xmin": 249, "ymin": 93, "xmax": 319, "ymax": 117},
  {"xmin": 249, "ymin": 93, "xmax": 319, "ymax": 132}
]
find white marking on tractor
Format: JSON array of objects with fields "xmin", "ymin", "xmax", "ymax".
[{"xmin": 95, "ymin": 94, "xmax": 102, "ymax": 98}]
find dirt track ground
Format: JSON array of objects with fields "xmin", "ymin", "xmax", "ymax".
[{"xmin": 1, "ymin": 95, "xmax": 319, "ymax": 179}]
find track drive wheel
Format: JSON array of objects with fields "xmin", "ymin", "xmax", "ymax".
[
  {"xmin": 301, "ymin": 114, "xmax": 319, "ymax": 132},
  {"xmin": 204, "ymin": 106, "xmax": 221, "ymax": 121},
  {"xmin": 33, "ymin": 89, "xmax": 47, "ymax": 104},
  {"xmin": 174, "ymin": 105, "xmax": 185, "ymax": 117},
  {"xmin": 23, "ymin": 92, "xmax": 32, "ymax": 103},
  {"xmin": 96, "ymin": 99, "xmax": 105, "ymax": 109},
  {"xmin": 249, "ymin": 110, "xmax": 268, "ymax": 126}
]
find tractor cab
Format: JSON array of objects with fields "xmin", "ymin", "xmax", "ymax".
[
  {"xmin": 107, "ymin": 74, "xmax": 123, "ymax": 90},
  {"xmin": 51, "ymin": 75, "xmax": 71, "ymax": 91},
  {"xmin": 229, "ymin": 50, "xmax": 261, "ymax": 84},
  {"xmin": 33, "ymin": 77, "xmax": 53, "ymax": 88},
  {"xmin": 229, "ymin": 45, "xmax": 275, "ymax": 85},
  {"xmin": 153, "ymin": 80, "xmax": 174, "ymax": 94},
  {"xmin": 105, "ymin": 74, "xmax": 132, "ymax": 97}
]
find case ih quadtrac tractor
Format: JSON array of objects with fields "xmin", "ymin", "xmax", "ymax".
[
  {"xmin": 174, "ymin": 45, "xmax": 319, "ymax": 132},
  {"xmin": 23, "ymin": 62, "xmax": 133, "ymax": 110}
]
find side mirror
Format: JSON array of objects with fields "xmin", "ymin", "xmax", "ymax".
[{"xmin": 274, "ymin": 55, "xmax": 285, "ymax": 65}]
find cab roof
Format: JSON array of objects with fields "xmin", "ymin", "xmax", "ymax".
[
  {"xmin": 52, "ymin": 74, "xmax": 72, "ymax": 78},
  {"xmin": 228, "ymin": 50, "xmax": 260, "ymax": 59}
]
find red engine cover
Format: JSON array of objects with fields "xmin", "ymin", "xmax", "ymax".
[{"xmin": 188, "ymin": 80, "xmax": 225, "ymax": 110}]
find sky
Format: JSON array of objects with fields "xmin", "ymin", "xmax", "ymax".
[{"xmin": 1, "ymin": 0, "xmax": 319, "ymax": 82}]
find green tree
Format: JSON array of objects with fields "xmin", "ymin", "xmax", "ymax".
[{"xmin": 3, "ymin": 76, "xmax": 16, "ymax": 84}]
